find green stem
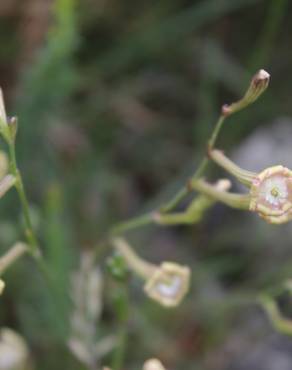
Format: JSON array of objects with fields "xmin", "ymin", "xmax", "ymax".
[
  {"xmin": 190, "ymin": 179, "xmax": 251, "ymax": 210},
  {"xmin": 260, "ymin": 294, "xmax": 292, "ymax": 336},
  {"xmin": 160, "ymin": 114, "xmax": 226, "ymax": 212},
  {"xmin": 209, "ymin": 149, "xmax": 256, "ymax": 187},
  {"xmin": 156, "ymin": 193, "xmax": 218, "ymax": 225},
  {"xmin": 111, "ymin": 324, "xmax": 128, "ymax": 370},
  {"xmin": 7, "ymin": 141, "xmax": 68, "ymax": 336},
  {"xmin": 111, "ymin": 283, "xmax": 130, "ymax": 370},
  {"xmin": 110, "ymin": 114, "xmax": 226, "ymax": 235},
  {"xmin": 111, "ymin": 237, "xmax": 156, "ymax": 279},
  {"xmin": 8, "ymin": 141, "xmax": 40, "ymax": 258},
  {"xmin": 110, "ymin": 212, "xmax": 154, "ymax": 236}
]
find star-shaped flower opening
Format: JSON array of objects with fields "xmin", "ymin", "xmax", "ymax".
[
  {"xmin": 250, "ymin": 165, "xmax": 292, "ymax": 223},
  {"xmin": 144, "ymin": 262, "xmax": 190, "ymax": 307}
]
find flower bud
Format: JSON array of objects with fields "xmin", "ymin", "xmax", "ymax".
[
  {"xmin": 0, "ymin": 89, "xmax": 7, "ymax": 125},
  {"xmin": 0, "ymin": 279, "xmax": 5, "ymax": 295},
  {"xmin": 144, "ymin": 262, "xmax": 190, "ymax": 308},
  {"xmin": 222, "ymin": 69, "xmax": 270, "ymax": 116},
  {"xmin": 0, "ymin": 152, "xmax": 8, "ymax": 180},
  {"xmin": 7, "ymin": 117, "xmax": 18, "ymax": 142},
  {"xmin": 143, "ymin": 359, "xmax": 166, "ymax": 370},
  {"xmin": 0, "ymin": 89, "xmax": 11, "ymax": 143},
  {"xmin": 0, "ymin": 175, "xmax": 16, "ymax": 199},
  {"xmin": 0, "ymin": 328, "xmax": 30, "ymax": 370}
]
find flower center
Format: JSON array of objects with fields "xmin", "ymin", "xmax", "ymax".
[
  {"xmin": 156, "ymin": 275, "xmax": 182, "ymax": 298},
  {"xmin": 270, "ymin": 187, "xmax": 279, "ymax": 198},
  {"xmin": 260, "ymin": 175, "xmax": 289, "ymax": 207}
]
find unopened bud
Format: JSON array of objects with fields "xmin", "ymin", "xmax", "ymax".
[
  {"xmin": 215, "ymin": 178, "xmax": 232, "ymax": 191},
  {"xmin": 0, "ymin": 279, "xmax": 5, "ymax": 295},
  {"xmin": 0, "ymin": 89, "xmax": 7, "ymax": 125},
  {"xmin": 143, "ymin": 359, "xmax": 166, "ymax": 370},
  {"xmin": 0, "ymin": 89, "xmax": 10, "ymax": 143},
  {"xmin": 222, "ymin": 69, "xmax": 270, "ymax": 116},
  {"xmin": 0, "ymin": 175, "xmax": 16, "ymax": 199},
  {"xmin": 0, "ymin": 152, "xmax": 8, "ymax": 180},
  {"xmin": 0, "ymin": 328, "xmax": 29, "ymax": 370},
  {"xmin": 8, "ymin": 117, "xmax": 18, "ymax": 142}
]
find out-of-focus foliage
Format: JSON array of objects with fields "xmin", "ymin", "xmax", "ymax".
[{"xmin": 1, "ymin": 0, "xmax": 292, "ymax": 369}]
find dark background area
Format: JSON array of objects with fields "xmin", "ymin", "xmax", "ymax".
[{"xmin": 0, "ymin": 0, "xmax": 292, "ymax": 369}]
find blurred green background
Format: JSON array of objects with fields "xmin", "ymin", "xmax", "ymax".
[{"xmin": 1, "ymin": 0, "xmax": 292, "ymax": 369}]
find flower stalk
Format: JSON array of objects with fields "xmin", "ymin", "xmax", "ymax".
[
  {"xmin": 260, "ymin": 295, "xmax": 292, "ymax": 335},
  {"xmin": 206, "ymin": 147, "xmax": 292, "ymax": 224},
  {"xmin": 110, "ymin": 69, "xmax": 270, "ymax": 237},
  {"xmin": 160, "ymin": 69, "xmax": 269, "ymax": 214},
  {"xmin": 111, "ymin": 238, "xmax": 190, "ymax": 307},
  {"xmin": 111, "ymin": 238, "xmax": 156, "ymax": 280},
  {"xmin": 154, "ymin": 179, "xmax": 231, "ymax": 225},
  {"xmin": 0, "ymin": 242, "xmax": 28, "ymax": 276},
  {"xmin": 208, "ymin": 149, "xmax": 256, "ymax": 187},
  {"xmin": 8, "ymin": 140, "xmax": 40, "ymax": 257},
  {"xmin": 190, "ymin": 178, "xmax": 251, "ymax": 210},
  {"xmin": 159, "ymin": 114, "xmax": 226, "ymax": 214},
  {"xmin": 0, "ymin": 89, "xmax": 40, "ymax": 258},
  {"xmin": 222, "ymin": 69, "xmax": 270, "ymax": 116}
]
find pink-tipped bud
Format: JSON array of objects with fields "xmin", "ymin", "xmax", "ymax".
[{"xmin": 222, "ymin": 69, "xmax": 270, "ymax": 116}]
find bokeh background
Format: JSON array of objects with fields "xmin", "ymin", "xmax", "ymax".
[{"xmin": 1, "ymin": 0, "xmax": 292, "ymax": 369}]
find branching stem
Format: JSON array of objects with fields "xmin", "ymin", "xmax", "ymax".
[{"xmin": 110, "ymin": 113, "xmax": 227, "ymax": 235}]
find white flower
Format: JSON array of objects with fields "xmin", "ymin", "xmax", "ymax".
[
  {"xmin": 260, "ymin": 176, "xmax": 288, "ymax": 207},
  {"xmin": 250, "ymin": 165, "xmax": 292, "ymax": 223},
  {"xmin": 143, "ymin": 358, "xmax": 166, "ymax": 370},
  {"xmin": 144, "ymin": 262, "xmax": 190, "ymax": 307},
  {"xmin": 112, "ymin": 238, "xmax": 191, "ymax": 307}
]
